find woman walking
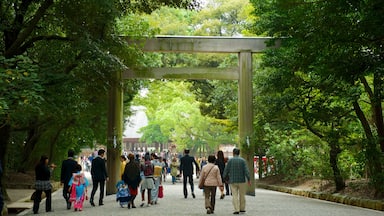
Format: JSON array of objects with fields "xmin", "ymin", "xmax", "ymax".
[
  {"xmin": 122, "ymin": 153, "xmax": 141, "ymax": 208},
  {"xmin": 33, "ymin": 155, "xmax": 55, "ymax": 214},
  {"xmin": 198, "ymin": 155, "xmax": 223, "ymax": 214}
]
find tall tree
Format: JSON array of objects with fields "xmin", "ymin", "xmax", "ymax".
[
  {"xmin": 0, "ymin": 0, "xmax": 200, "ymax": 199},
  {"xmin": 251, "ymin": 0, "xmax": 384, "ymax": 196}
]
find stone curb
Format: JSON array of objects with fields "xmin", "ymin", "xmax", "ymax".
[{"xmin": 257, "ymin": 183, "xmax": 384, "ymax": 211}]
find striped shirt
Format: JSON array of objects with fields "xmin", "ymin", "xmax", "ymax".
[{"xmin": 223, "ymin": 156, "xmax": 250, "ymax": 184}]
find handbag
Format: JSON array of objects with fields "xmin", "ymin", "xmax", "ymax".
[
  {"xmin": 198, "ymin": 166, "xmax": 214, "ymax": 189},
  {"xmin": 158, "ymin": 185, "xmax": 164, "ymax": 198},
  {"xmin": 30, "ymin": 191, "xmax": 36, "ymax": 200}
]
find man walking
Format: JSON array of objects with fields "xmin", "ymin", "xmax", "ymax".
[
  {"xmin": 90, "ymin": 149, "xmax": 109, "ymax": 206},
  {"xmin": 60, "ymin": 149, "xmax": 78, "ymax": 209},
  {"xmin": 223, "ymin": 148, "xmax": 251, "ymax": 215},
  {"xmin": 180, "ymin": 149, "xmax": 199, "ymax": 199}
]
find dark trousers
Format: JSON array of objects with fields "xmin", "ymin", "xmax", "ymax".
[
  {"xmin": 183, "ymin": 174, "xmax": 194, "ymax": 197},
  {"xmin": 62, "ymin": 183, "xmax": 70, "ymax": 202},
  {"xmin": 33, "ymin": 189, "xmax": 52, "ymax": 213},
  {"xmin": 204, "ymin": 186, "xmax": 217, "ymax": 211},
  {"xmin": 90, "ymin": 180, "xmax": 105, "ymax": 204}
]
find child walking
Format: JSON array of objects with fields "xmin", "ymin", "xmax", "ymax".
[
  {"xmin": 68, "ymin": 164, "xmax": 89, "ymax": 211},
  {"xmin": 116, "ymin": 180, "xmax": 131, "ymax": 208}
]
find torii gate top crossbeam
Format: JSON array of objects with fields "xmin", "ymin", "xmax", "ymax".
[{"xmin": 126, "ymin": 35, "xmax": 277, "ymax": 53}]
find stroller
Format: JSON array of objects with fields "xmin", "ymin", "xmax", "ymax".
[{"xmin": 116, "ymin": 180, "xmax": 131, "ymax": 208}]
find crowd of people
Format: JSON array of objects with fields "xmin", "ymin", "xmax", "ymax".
[{"xmin": 31, "ymin": 147, "xmax": 251, "ymax": 215}]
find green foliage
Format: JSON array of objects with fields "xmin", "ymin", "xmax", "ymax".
[
  {"xmin": 0, "ymin": 0, "xmax": 200, "ymax": 175},
  {"xmin": 0, "ymin": 55, "xmax": 44, "ymax": 120},
  {"xmin": 250, "ymin": 0, "xmax": 384, "ymax": 194},
  {"xmin": 134, "ymin": 80, "xmax": 236, "ymax": 154}
]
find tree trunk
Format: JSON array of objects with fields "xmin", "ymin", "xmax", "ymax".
[
  {"xmin": 353, "ymin": 100, "xmax": 384, "ymax": 197},
  {"xmin": 19, "ymin": 127, "xmax": 41, "ymax": 172},
  {"xmin": 329, "ymin": 142, "xmax": 345, "ymax": 191},
  {"xmin": 0, "ymin": 124, "xmax": 11, "ymax": 201}
]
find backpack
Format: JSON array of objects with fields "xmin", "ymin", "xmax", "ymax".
[
  {"xmin": 143, "ymin": 161, "xmax": 153, "ymax": 176},
  {"xmin": 153, "ymin": 165, "xmax": 162, "ymax": 177}
]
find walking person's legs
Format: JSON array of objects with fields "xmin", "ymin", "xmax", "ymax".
[
  {"xmin": 183, "ymin": 174, "xmax": 188, "ymax": 198},
  {"xmin": 210, "ymin": 186, "xmax": 217, "ymax": 213},
  {"xmin": 140, "ymin": 189, "xmax": 146, "ymax": 207},
  {"xmin": 63, "ymin": 183, "xmax": 71, "ymax": 209},
  {"xmin": 90, "ymin": 180, "xmax": 99, "ymax": 206},
  {"xmin": 188, "ymin": 174, "xmax": 195, "ymax": 198},
  {"xmin": 33, "ymin": 190, "xmax": 43, "ymax": 214},
  {"xmin": 45, "ymin": 189, "xmax": 52, "ymax": 212},
  {"xmin": 230, "ymin": 183, "xmax": 240, "ymax": 213},
  {"xmin": 147, "ymin": 189, "xmax": 152, "ymax": 205},
  {"xmin": 204, "ymin": 187, "xmax": 210, "ymax": 213},
  {"xmin": 239, "ymin": 182, "xmax": 247, "ymax": 212},
  {"xmin": 151, "ymin": 177, "xmax": 160, "ymax": 204},
  {"xmin": 99, "ymin": 180, "xmax": 105, "ymax": 205}
]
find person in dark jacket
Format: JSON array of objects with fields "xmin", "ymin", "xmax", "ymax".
[
  {"xmin": 215, "ymin": 150, "xmax": 228, "ymax": 199},
  {"xmin": 122, "ymin": 153, "xmax": 141, "ymax": 208},
  {"xmin": 179, "ymin": 149, "xmax": 199, "ymax": 199},
  {"xmin": 90, "ymin": 149, "xmax": 109, "ymax": 206},
  {"xmin": 33, "ymin": 155, "xmax": 55, "ymax": 214},
  {"xmin": 60, "ymin": 149, "xmax": 78, "ymax": 209}
]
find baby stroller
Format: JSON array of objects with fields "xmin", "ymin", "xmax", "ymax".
[{"xmin": 116, "ymin": 180, "xmax": 131, "ymax": 208}]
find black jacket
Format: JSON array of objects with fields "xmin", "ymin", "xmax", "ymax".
[
  {"xmin": 60, "ymin": 158, "xmax": 78, "ymax": 184},
  {"xmin": 123, "ymin": 160, "xmax": 141, "ymax": 189},
  {"xmin": 91, "ymin": 156, "xmax": 108, "ymax": 181},
  {"xmin": 35, "ymin": 163, "xmax": 51, "ymax": 181},
  {"xmin": 180, "ymin": 154, "xmax": 199, "ymax": 176}
]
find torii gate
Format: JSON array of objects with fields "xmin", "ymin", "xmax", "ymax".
[{"xmin": 105, "ymin": 36, "xmax": 278, "ymax": 196}]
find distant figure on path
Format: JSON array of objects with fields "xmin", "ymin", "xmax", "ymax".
[
  {"xmin": 68, "ymin": 164, "xmax": 89, "ymax": 211},
  {"xmin": 215, "ymin": 150, "xmax": 228, "ymax": 198},
  {"xmin": 170, "ymin": 157, "xmax": 179, "ymax": 184},
  {"xmin": 61, "ymin": 149, "xmax": 78, "ymax": 209},
  {"xmin": 180, "ymin": 149, "xmax": 199, "ymax": 199},
  {"xmin": 33, "ymin": 155, "xmax": 56, "ymax": 214},
  {"xmin": 122, "ymin": 153, "xmax": 141, "ymax": 208},
  {"xmin": 90, "ymin": 149, "xmax": 109, "ymax": 206},
  {"xmin": 120, "ymin": 155, "xmax": 127, "ymax": 179},
  {"xmin": 140, "ymin": 152, "xmax": 154, "ymax": 207}
]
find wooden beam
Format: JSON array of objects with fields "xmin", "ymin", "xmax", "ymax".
[
  {"xmin": 123, "ymin": 67, "xmax": 238, "ymax": 80},
  {"xmin": 238, "ymin": 51, "xmax": 255, "ymax": 196},
  {"xmin": 126, "ymin": 36, "xmax": 278, "ymax": 53}
]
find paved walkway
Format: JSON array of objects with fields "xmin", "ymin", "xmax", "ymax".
[
  {"xmin": 14, "ymin": 173, "xmax": 383, "ymax": 216},
  {"xmin": 18, "ymin": 174, "xmax": 247, "ymax": 216}
]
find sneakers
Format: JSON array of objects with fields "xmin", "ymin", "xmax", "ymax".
[
  {"xmin": 220, "ymin": 194, "xmax": 225, "ymax": 199},
  {"xmin": 206, "ymin": 208, "xmax": 212, "ymax": 214},
  {"xmin": 192, "ymin": 193, "xmax": 196, "ymax": 198}
]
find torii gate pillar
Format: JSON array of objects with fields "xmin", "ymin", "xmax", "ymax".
[
  {"xmin": 238, "ymin": 51, "xmax": 255, "ymax": 196},
  {"xmin": 106, "ymin": 71, "xmax": 123, "ymax": 195}
]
